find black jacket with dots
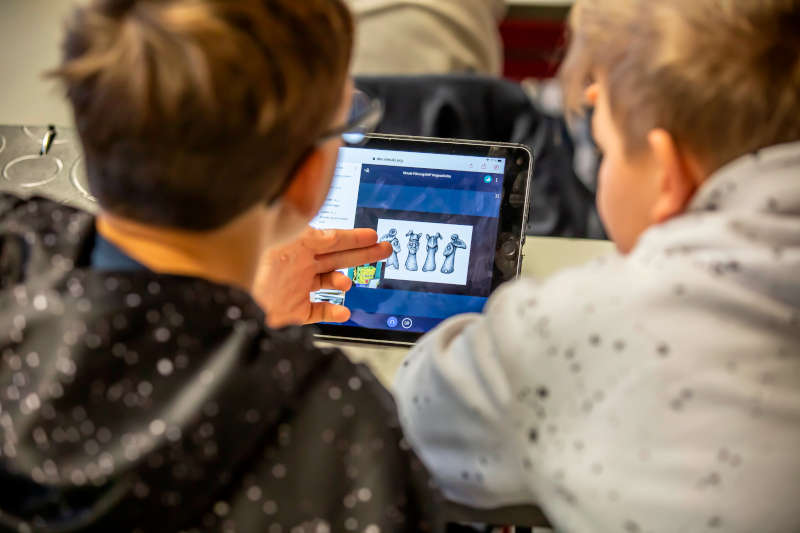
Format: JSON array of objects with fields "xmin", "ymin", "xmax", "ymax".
[{"xmin": 0, "ymin": 193, "xmax": 442, "ymax": 533}]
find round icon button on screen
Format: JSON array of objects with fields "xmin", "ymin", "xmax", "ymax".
[
  {"xmin": 483, "ymin": 175, "xmax": 492, "ymax": 183},
  {"xmin": 387, "ymin": 316, "xmax": 399, "ymax": 328},
  {"xmin": 401, "ymin": 318, "xmax": 413, "ymax": 329}
]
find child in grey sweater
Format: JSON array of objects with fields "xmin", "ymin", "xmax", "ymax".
[{"xmin": 394, "ymin": 1, "xmax": 800, "ymax": 532}]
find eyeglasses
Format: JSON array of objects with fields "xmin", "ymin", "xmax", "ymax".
[
  {"xmin": 264, "ymin": 90, "xmax": 384, "ymax": 205},
  {"xmin": 317, "ymin": 89, "xmax": 383, "ymax": 147}
]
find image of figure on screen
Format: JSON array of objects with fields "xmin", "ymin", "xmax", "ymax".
[
  {"xmin": 348, "ymin": 261, "xmax": 384, "ymax": 289},
  {"xmin": 380, "ymin": 228, "xmax": 401, "ymax": 269},
  {"xmin": 441, "ymin": 234, "xmax": 468, "ymax": 274},
  {"xmin": 405, "ymin": 230, "xmax": 422, "ymax": 271},
  {"xmin": 423, "ymin": 233, "xmax": 442, "ymax": 272},
  {"xmin": 376, "ymin": 219, "xmax": 473, "ymax": 286}
]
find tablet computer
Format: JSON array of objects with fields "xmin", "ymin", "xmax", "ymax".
[{"xmin": 309, "ymin": 134, "xmax": 533, "ymax": 345}]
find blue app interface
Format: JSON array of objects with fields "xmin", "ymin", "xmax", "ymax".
[{"xmin": 311, "ymin": 147, "xmax": 505, "ymax": 333}]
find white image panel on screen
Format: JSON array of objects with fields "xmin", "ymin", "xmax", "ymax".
[{"xmin": 376, "ymin": 219, "xmax": 473, "ymax": 286}]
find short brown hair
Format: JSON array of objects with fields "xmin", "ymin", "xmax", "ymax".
[
  {"xmin": 50, "ymin": 0, "xmax": 353, "ymax": 230},
  {"xmin": 561, "ymin": 0, "xmax": 800, "ymax": 171}
]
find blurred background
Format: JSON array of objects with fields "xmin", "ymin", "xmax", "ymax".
[
  {"xmin": 0, "ymin": 0, "xmax": 573, "ymax": 123},
  {"xmin": 0, "ymin": 0, "xmax": 605, "ymax": 240}
]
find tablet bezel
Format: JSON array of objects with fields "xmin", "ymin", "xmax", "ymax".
[{"xmin": 310, "ymin": 134, "xmax": 534, "ymax": 346}]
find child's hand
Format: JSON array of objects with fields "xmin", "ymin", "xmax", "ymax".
[{"xmin": 252, "ymin": 226, "xmax": 391, "ymax": 328}]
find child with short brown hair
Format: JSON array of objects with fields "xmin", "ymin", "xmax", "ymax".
[
  {"xmin": 395, "ymin": 1, "xmax": 800, "ymax": 531},
  {"xmin": 0, "ymin": 1, "xmax": 441, "ymax": 532}
]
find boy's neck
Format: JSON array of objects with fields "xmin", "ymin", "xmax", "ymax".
[{"xmin": 95, "ymin": 208, "xmax": 268, "ymax": 292}]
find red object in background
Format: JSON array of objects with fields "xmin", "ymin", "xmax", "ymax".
[{"xmin": 500, "ymin": 18, "xmax": 567, "ymax": 80}]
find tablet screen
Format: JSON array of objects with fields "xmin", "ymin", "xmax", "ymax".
[{"xmin": 310, "ymin": 146, "xmax": 506, "ymax": 334}]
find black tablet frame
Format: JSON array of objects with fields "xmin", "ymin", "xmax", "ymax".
[{"xmin": 309, "ymin": 134, "xmax": 534, "ymax": 346}]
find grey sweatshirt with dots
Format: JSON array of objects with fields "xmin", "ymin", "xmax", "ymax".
[{"xmin": 395, "ymin": 141, "xmax": 800, "ymax": 532}]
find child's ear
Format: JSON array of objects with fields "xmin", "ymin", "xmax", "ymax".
[
  {"xmin": 281, "ymin": 147, "xmax": 334, "ymax": 219},
  {"xmin": 584, "ymin": 83, "xmax": 600, "ymax": 106},
  {"xmin": 648, "ymin": 129, "xmax": 703, "ymax": 224}
]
